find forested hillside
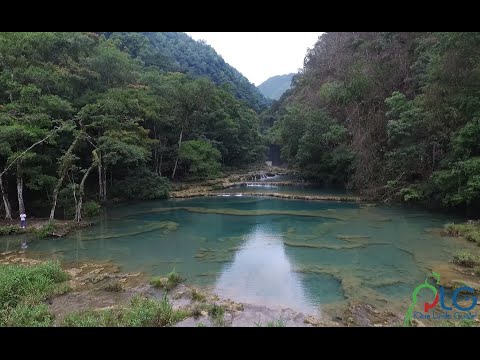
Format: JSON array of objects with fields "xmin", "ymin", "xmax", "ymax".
[
  {"xmin": 102, "ymin": 32, "xmax": 268, "ymax": 112},
  {"xmin": 268, "ymin": 32, "xmax": 480, "ymax": 212},
  {"xmin": 257, "ymin": 73, "xmax": 294, "ymax": 100},
  {"xmin": 0, "ymin": 32, "xmax": 264, "ymax": 220}
]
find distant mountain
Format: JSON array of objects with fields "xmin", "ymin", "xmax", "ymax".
[
  {"xmin": 102, "ymin": 32, "xmax": 268, "ymax": 112},
  {"xmin": 257, "ymin": 73, "xmax": 295, "ymax": 100}
]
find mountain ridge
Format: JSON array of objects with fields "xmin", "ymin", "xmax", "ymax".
[
  {"xmin": 103, "ymin": 32, "xmax": 268, "ymax": 112},
  {"xmin": 257, "ymin": 73, "xmax": 295, "ymax": 100}
]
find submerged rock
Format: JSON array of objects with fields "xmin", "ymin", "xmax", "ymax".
[
  {"xmin": 336, "ymin": 235, "xmax": 371, "ymax": 240},
  {"xmin": 341, "ymin": 303, "xmax": 403, "ymax": 327}
]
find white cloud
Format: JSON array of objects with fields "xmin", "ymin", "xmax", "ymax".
[{"xmin": 186, "ymin": 32, "xmax": 323, "ymax": 86}]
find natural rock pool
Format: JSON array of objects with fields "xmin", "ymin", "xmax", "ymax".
[{"xmin": 1, "ymin": 195, "xmax": 473, "ymax": 317}]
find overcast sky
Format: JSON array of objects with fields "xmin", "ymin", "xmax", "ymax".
[{"xmin": 186, "ymin": 32, "xmax": 323, "ymax": 86}]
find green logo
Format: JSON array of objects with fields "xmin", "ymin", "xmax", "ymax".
[{"xmin": 403, "ymin": 272, "xmax": 440, "ymax": 327}]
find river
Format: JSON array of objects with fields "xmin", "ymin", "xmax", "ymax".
[{"xmin": 0, "ymin": 185, "xmax": 475, "ymax": 317}]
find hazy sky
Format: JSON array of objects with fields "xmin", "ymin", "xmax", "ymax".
[{"xmin": 186, "ymin": 32, "xmax": 323, "ymax": 86}]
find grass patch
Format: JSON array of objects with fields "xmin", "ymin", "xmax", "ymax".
[
  {"xmin": 63, "ymin": 295, "xmax": 189, "ymax": 327},
  {"xmin": 0, "ymin": 261, "xmax": 70, "ymax": 308},
  {"xmin": 35, "ymin": 222, "xmax": 57, "ymax": 238},
  {"xmin": 149, "ymin": 269, "xmax": 184, "ymax": 291},
  {"xmin": 0, "ymin": 261, "xmax": 70, "ymax": 326},
  {"xmin": 1, "ymin": 303, "xmax": 53, "ymax": 327},
  {"xmin": 196, "ymin": 322, "xmax": 206, "ymax": 327},
  {"xmin": 207, "ymin": 303, "xmax": 225, "ymax": 327},
  {"xmin": 437, "ymin": 319, "xmax": 478, "ymax": 327},
  {"xmin": 445, "ymin": 222, "xmax": 480, "ymax": 243},
  {"xmin": 266, "ymin": 319, "xmax": 286, "ymax": 327},
  {"xmin": 255, "ymin": 319, "xmax": 286, "ymax": 327},
  {"xmin": 190, "ymin": 289, "xmax": 206, "ymax": 302},
  {"xmin": 452, "ymin": 250, "xmax": 480, "ymax": 267}
]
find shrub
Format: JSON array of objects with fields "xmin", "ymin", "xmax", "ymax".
[
  {"xmin": 179, "ymin": 140, "xmax": 221, "ymax": 180},
  {"xmin": 452, "ymin": 250, "xmax": 480, "ymax": 267},
  {"xmin": 35, "ymin": 222, "xmax": 56, "ymax": 238},
  {"xmin": 83, "ymin": 201, "xmax": 102, "ymax": 218},
  {"xmin": 444, "ymin": 223, "xmax": 480, "ymax": 243},
  {"xmin": 149, "ymin": 269, "xmax": 184, "ymax": 291},
  {"xmin": 0, "ymin": 225, "xmax": 21, "ymax": 236}
]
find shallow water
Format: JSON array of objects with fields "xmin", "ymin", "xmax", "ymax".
[
  {"xmin": 216, "ymin": 183, "xmax": 349, "ymax": 196},
  {"xmin": 252, "ymin": 174, "xmax": 299, "ymax": 182},
  {"xmin": 1, "ymin": 195, "xmax": 473, "ymax": 315}
]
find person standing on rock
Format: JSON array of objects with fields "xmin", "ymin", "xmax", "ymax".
[{"xmin": 19, "ymin": 212, "xmax": 27, "ymax": 229}]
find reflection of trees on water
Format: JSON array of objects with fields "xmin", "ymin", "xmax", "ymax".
[{"xmin": 214, "ymin": 224, "xmax": 317, "ymax": 315}]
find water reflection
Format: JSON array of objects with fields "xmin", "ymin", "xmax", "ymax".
[
  {"xmin": 214, "ymin": 225, "xmax": 318, "ymax": 315},
  {"xmin": 0, "ymin": 196, "xmax": 473, "ymax": 316}
]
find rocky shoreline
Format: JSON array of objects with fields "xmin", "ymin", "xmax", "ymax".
[
  {"xmin": 1, "ymin": 249, "xmax": 479, "ymax": 327},
  {"xmin": 1, "ymin": 167, "xmax": 478, "ymax": 327},
  {"xmin": 0, "ymin": 250, "xmax": 407, "ymax": 327}
]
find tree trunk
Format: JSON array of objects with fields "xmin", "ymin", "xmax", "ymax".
[
  {"xmin": 69, "ymin": 172, "xmax": 78, "ymax": 219},
  {"xmin": 98, "ymin": 153, "xmax": 105, "ymax": 201},
  {"xmin": 49, "ymin": 174, "xmax": 64, "ymax": 220},
  {"xmin": 159, "ymin": 152, "xmax": 163, "ymax": 177},
  {"xmin": 74, "ymin": 196, "xmax": 83, "ymax": 223},
  {"xmin": 75, "ymin": 162, "xmax": 95, "ymax": 222},
  {"xmin": 2, "ymin": 126, "xmax": 63, "ymax": 220},
  {"xmin": 153, "ymin": 125, "xmax": 158, "ymax": 173},
  {"xmin": 102, "ymin": 166, "xmax": 107, "ymax": 201},
  {"xmin": 0, "ymin": 176, "xmax": 12, "ymax": 219},
  {"xmin": 49, "ymin": 132, "xmax": 84, "ymax": 220},
  {"xmin": 16, "ymin": 164, "xmax": 25, "ymax": 215},
  {"xmin": 171, "ymin": 128, "xmax": 183, "ymax": 180}
]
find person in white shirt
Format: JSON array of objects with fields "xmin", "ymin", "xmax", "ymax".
[{"xmin": 20, "ymin": 213, "xmax": 27, "ymax": 229}]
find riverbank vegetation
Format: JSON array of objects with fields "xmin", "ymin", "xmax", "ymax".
[
  {"xmin": 0, "ymin": 32, "xmax": 265, "ymax": 222},
  {"xmin": 0, "ymin": 261, "xmax": 69, "ymax": 326},
  {"xmin": 0, "ymin": 219, "xmax": 87, "ymax": 238},
  {"xmin": 0, "ymin": 260, "xmax": 230, "ymax": 327},
  {"xmin": 63, "ymin": 295, "xmax": 189, "ymax": 327},
  {"xmin": 265, "ymin": 32, "xmax": 480, "ymax": 214},
  {"xmin": 445, "ymin": 221, "xmax": 480, "ymax": 244}
]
